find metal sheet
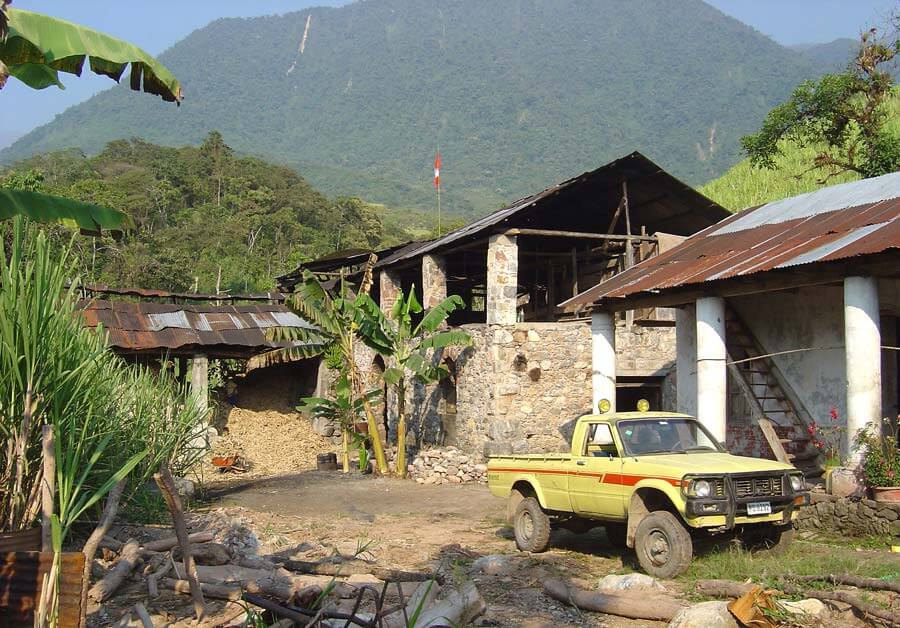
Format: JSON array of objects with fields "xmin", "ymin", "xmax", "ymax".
[
  {"xmin": 0, "ymin": 551, "xmax": 85, "ymax": 627},
  {"xmin": 561, "ymin": 174, "xmax": 900, "ymax": 311}
]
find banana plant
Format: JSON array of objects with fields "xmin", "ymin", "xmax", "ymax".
[
  {"xmin": 298, "ymin": 373, "xmax": 381, "ymax": 473},
  {"xmin": 271, "ymin": 269, "xmax": 390, "ymax": 474},
  {"xmin": 356, "ymin": 288, "xmax": 471, "ymax": 478}
]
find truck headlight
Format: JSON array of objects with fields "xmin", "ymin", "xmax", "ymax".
[
  {"xmin": 685, "ymin": 478, "xmax": 713, "ymax": 498},
  {"xmin": 789, "ymin": 474, "xmax": 804, "ymax": 493}
]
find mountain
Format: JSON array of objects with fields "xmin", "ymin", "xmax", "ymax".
[
  {"xmin": 3, "ymin": 0, "xmax": 829, "ymax": 218},
  {"xmin": 790, "ymin": 38, "xmax": 857, "ymax": 73}
]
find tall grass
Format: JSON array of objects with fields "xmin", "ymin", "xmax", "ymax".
[
  {"xmin": 700, "ymin": 90, "xmax": 900, "ymax": 212},
  {"xmin": 0, "ymin": 216, "xmax": 205, "ymax": 539}
]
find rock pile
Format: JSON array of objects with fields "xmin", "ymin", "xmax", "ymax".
[{"xmin": 407, "ymin": 447, "xmax": 488, "ymax": 484}]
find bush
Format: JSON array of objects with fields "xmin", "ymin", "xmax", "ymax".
[{"xmin": 856, "ymin": 419, "xmax": 900, "ymax": 489}]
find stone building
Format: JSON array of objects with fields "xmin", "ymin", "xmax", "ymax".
[
  {"xmin": 563, "ymin": 172, "xmax": 900, "ymax": 476},
  {"xmin": 279, "ymin": 152, "xmax": 729, "ymax": 457}
]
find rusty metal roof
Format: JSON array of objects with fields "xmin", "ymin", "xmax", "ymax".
[
  {"xmin": 561, "ymin": 171, "xmax": 900, "ymax": 311},
  {"xmin": 78, "ymin": 299, "xmax": 316, "ymax": 357},
  {"xmin": 81, "ymin": 284, "xmax": 285, "ymax": 302}
]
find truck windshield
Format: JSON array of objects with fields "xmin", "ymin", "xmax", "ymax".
[{"xmin": 616, "ymin": 418, "xmax": 724, "ymax": 456}]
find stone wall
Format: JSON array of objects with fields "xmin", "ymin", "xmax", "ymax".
[
  {"xmin": 796, "ymin": 492, "xmax": 900, "ymax": 537},
  {"xmin": 351, "ymin": 321, "xmax": 677, "ymax": 459},
  {"xmin": 407, "ymin": 447, "xmax": 488, "ymax": 484}
]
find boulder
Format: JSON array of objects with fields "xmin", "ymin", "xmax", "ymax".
[
  {"xmin": 471, "ymin": 555, "xmax": 514, "ymax": 576},
  {"xmin": 668, "ymin": 602, "xmax": 739, "ymax": 628},
  {"xmin": 781, "ymin": 598, "xmax": 828, "ymax": 618}
]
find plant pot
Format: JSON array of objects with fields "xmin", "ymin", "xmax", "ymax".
[
  {"xmin": 872, "ymin": 486, "xmax": 900, "ymax": 503},
  {"xmin": 0, "ymin": 527, "xmax": 41, "ymax": 552}
]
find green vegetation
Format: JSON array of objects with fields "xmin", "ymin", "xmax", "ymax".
[
  {"xmin": 1, "ymin": 134, "xmax": 414, "ymax": 293},
  {"xmin": 1, "ymin": 0, "xmax": 844, "ymax": 216},
  {"xmin": 700, "ymin": 90, "xmax": 900, "ymax": 211},
  {"xmin": 357, "ymin": 287, "xmax": 471, "ymax": 477}
]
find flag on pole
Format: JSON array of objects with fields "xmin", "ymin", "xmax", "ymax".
[{"xmin": 433, "ymin": 151, "xmax": 441, "ymax": 189}]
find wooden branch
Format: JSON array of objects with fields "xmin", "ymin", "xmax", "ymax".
[
  {"xmin": 144, "ymin": 531, "xmax": 215, "ymax": 553},
  {"xmin": 242, "ymin": 593, "xmax": 310, "ymax": 625},
  {"xmin": 790, "ymin": 573, "xmax": 900, "ymax": 594},
  {"xmin": 147, "ymin": 552, "xmax": 173, "ymax": 598},
  {"xmin": 405, "ymin": 580, "xmax": 484, "ymax": 628},
  {"xmin": 281, "ymin": 558, "xmax": 442, "ymax": 583},
  {"xmin": 88, "ymin": 539, "xmax": 141, "ymax": 602},
  {"xmin": 543, "ymin": 579, "xmax": 684, "ymax": 622},
  {"xmin": 695, "ymin": 579, "xmax": 755, "ymax": 598},
  {"xmin": 503, "ymin": 228, "xmax": 656, "ymax": 242},
  {"xmin": 162, "ymin": 578, "xmax": 242, "ymax": 601},
  {"xmin": 155, "ymin": 466, "xmax": 205, "ymax": 620},
  {"xmin": 40, "ymin": 425, "xmax": 55, "ymax": 552},
  {"xmin": 81, "ymin": 479, "xmax": 126, "ymax": 624},
  {"xmin": 133, "ymin": 602, "xmax": 153, "ymax": 628}
]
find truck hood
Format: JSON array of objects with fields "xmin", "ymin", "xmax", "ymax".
[{"xmin": 634, "ymin": 453, "xmax": 795, "ymax": 475}]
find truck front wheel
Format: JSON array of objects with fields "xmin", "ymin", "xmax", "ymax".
[
  {"xmin": 513, "ymin": 497, "xmax": 551, "ymax": 553},
  {"xmin": 744, "ymin": 524, "xmax": 795, "ymax": 555},
  {"xmin": 634, "ymin": 511, "xmax": 693, "ymax": 578}
]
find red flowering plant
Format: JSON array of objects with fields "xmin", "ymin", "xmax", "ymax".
[
  {"xmin": 855, "ymin": 417, "xmax": 900, "ymax": 489},
  {"xmin": 807, "ymin": 407, "xmax": 845, "ymax": 467}
]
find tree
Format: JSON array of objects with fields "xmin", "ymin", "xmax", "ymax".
[
  {"xmin": 272, "ymin": 267, "xmax": 390, "ymax": 474},
  {"xmin": 742, "ymin": 22, "xmax": 900, "ymax": 181},
  {"xmin": 356, "ymin": 288, "xmax": 471, "ymax": 478}
]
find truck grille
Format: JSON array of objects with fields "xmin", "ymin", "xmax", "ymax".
[
  {"xmin": 712, "ymin": 479, "xmax": 726, "ymax": 497},
  {"xmin": 733, "ymin": 475, "xmax": 783, "ymax": 498}
]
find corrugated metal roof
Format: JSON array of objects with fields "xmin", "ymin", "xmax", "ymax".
[
  {"xmin": 561, "ymin": 171, "xmax": 900, "ymax": 311},
  {"xmin": 278, "ymin": 151, "xmax": 729, "ymax": 281},
  {"xmin": 78, "ymin": 299, "xmax": 316, "ymax": 357}
]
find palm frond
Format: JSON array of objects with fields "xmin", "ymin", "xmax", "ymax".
[
  {"xmin": 414, "ymin": 294, "xmax": 466, "ymax": 335},
  {"xmin": 418, "ymin": 329, "xmax": 472, "ymax": 351}
]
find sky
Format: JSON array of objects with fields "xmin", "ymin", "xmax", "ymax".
[{"xmin": 1, "ymin": 0, "xmax": 897, "ymax": 149}]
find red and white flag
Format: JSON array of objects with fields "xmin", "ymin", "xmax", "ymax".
[{"xmin": 433, "ymin": 151, "xmax": 441, "ymax": 189}]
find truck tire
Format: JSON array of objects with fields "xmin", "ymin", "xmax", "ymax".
[
  {"xmin": 745, "ymin": 524, "xmax": 795, "ymax": 555},
  {"xmin": 514, "ymin": 497, "xmax": 552, "ymax": 553},
  {"xmin": 634, "ymin": 511, "xmax": 693, "ymax": 578}
]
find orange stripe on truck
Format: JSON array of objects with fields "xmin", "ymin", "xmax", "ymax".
[{"xmin": 491, "ymin": 467, "xmax": 681, "ymax": 486}]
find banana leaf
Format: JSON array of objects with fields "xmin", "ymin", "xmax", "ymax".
[
  {"xmin": 1, "ymin": 7, "xmax": 182, "ymax": 102},
  {"xmin": 0, "ymin": 188, "xmax": 133, "ymax": 233}
]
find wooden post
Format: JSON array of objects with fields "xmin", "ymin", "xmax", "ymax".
[
  {"xmin": 41, "ymin": 425, "xmax": 55, "ymax": 553},
  {"xmin": 622, "ymin": 181, "xmax": 634, "ymax": 328},
  {"xmin": 570, "ymin": 247, "xmax": 579, "ymax": 298},
  {"xmin": 155, "ymin": 466, "xmax": 205, "ymax": 620}
]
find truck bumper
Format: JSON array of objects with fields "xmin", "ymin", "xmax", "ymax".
[{"xmin": 685, "ymin": 492, "xmax": 809, "ymax": 529}]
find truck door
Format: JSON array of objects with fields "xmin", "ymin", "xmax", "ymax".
[{"xmin": 570, "ymin": 422, "xmax": 628, "ymax": 519}]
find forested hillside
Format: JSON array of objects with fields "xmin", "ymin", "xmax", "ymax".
[
  {"xmin": 1, "ymin": 134, "xmax": 412, "ymax": 293},
  {"xmin": 2, "ymin": 0, "xmax": 833, "ymax": 217},
  {"xmin": 700, "ymin": 91, "xmax": 900, "ymax": 212}
]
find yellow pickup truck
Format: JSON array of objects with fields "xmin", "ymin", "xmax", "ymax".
[{"xmin": 487, "ymin": 402, "xmax": 809, "ymax": 577}]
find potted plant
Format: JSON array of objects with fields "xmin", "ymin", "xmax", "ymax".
[{"xmin": 856, "ymin": 418, "xmax": 900, "ymax": 503}]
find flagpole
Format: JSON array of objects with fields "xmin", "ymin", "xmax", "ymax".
[{"xmin": 437, "ymin": 181, "xmax": 442, "ymax": 236}]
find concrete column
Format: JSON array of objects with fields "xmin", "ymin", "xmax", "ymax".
[
  {"xmin": 421, "ymin": 254, "xmax": 448, "ymax": 309},
  {"xmin": 676, "ymin": 304, "xmax": 697, "ymax": 417},
  {"xmin": 486, "ymin": 234, "xmax": 518, "ymax": 325},
  {"xmin": 844, "ymin": 276, "xmax": 882, "ymax": 465},
  {"xmin": 696, "ymin": 296, "xmax": 727, "ymax": 443},
  {"xmin": 379, "ymin": 268, "xmax": 402, "ymax": 312},
  {"xmin": 591, "ymin": 311, "xmax": 616, "ymax": 413},
  {"xmin": 190, "ymin": 353, "xmax": 209, "ymax": 417}
]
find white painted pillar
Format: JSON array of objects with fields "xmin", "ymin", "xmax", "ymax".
[
  {"xmin": 696, "ymin": 296, "xmax": 727, "ymax": 443},
  {"xmin": 844, "ymin": 276, "xmax": 882, "ymax": 465},
  {"xmin": 190, "ymin": 353, "xmax": 209, "ymax": 417},
  {"xmin": 591, "ymin": 311, "xmax": 616, "ymax": 413},
  {"xmin": 676, "ymin": 304, "xmax": 697, "ymax": 417}
]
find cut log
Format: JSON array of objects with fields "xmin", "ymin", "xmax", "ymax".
[
  {"xmin": 88, "ymin": 539, "xmax": 142, "ymax": 602},
  {"xmin": 695, "ymin": 579, "xmax": 755, "ymax": 599},
  {"xmin": 173, "ymin": 541, "xmax": 231, "ymax": 565},
  {"xmin": 133, "ymin": 602, "xmax": 153, "ymax": 628},
  {"xmin": 410, "ymin": 581, "xmax": 484, "ymax": 628},
  {"xmin": 790, "ymin": 573, "xmax": 900, "ymax": 594},
  {"xmin": 543, "ymin": 578, "xmax": 684, "ymax": 622},
  {"xmin": 81, "ymin": 479, "xmax": 126, "ymax": 625},
  {"xmin": 144, "ymin": 531, "xmax": 215, "ymax": 553},
  {"xmin": 282, "ymin": 558, "xmax": 441, "ymax": 583},
  {"xmin": 192, "ymin": 563, "xmax": 334, "ymax": 603},
  {"xmin": 155, "ymin": 466, "xmax": 205, "ymax": 620},
  {"xmin": 147, "ymin": 553, "xmax": 173, "ymax": 598},
  {"xmin": 162, "ymin": 577, "xmax": 243, "ymax": 601}
]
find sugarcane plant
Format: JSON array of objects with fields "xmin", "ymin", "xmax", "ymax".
[
  {"xmin": 356, "ymin": 287, "xmax": 471, "ymax": 478},
  {"xmin": 0, "ymin": 217, "xmax": 204, "ymax": 626}
]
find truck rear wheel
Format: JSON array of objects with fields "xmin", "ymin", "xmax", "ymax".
[
  {"xmin": 514, "ymin": 497, "xmax": 551, "ymax": 553},
  {"xmin": 604, "ymin": 523, "xmax": 627, "ymax": 548},
  {"xmin": 634, "ymin": 511, "xmax": 693, "ymax": 578}
]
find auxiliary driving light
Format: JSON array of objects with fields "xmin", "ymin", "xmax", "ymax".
[
  {"xmin": 636, "ymin": 398, "xmax": 650, "ymax": 412},
  {"xmin": 598, "ymin": 399, "xmax": 611, "ymax": 413}
]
